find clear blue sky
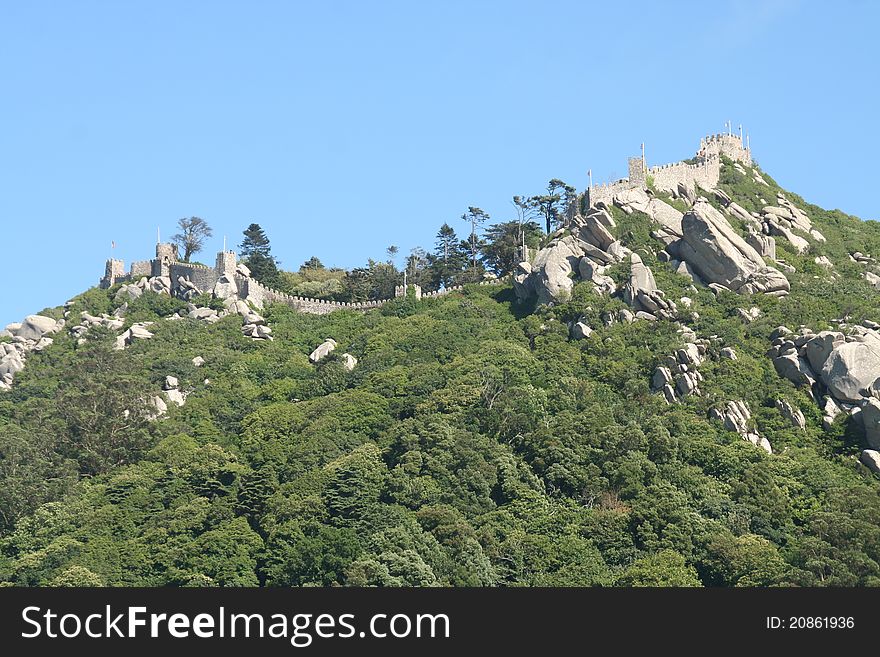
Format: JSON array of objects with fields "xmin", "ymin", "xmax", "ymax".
[{"xmin": 1, "ymin": 0, "xmax": 877, "ymax": 326}]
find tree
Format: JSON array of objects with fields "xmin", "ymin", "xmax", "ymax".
[
  {"xmin": 239, "ymin": 223, "xmax": 273, "ymax": 260},
  {"xmin": 239, "ymin": 223, "xmax": 280, "ymax": 287},
  {"xmin": 171, "ymin": 217, "xmax": 212, "ymax": 262},
  {"xmin": 386, "ymin": 245, "xmax": 399, "ymax": 266},
  {"xmin": 462, "ymin": 207, "xmax": 489, "ymax": 273},
  {"xmin": 431, "ymin": 223, "xmax": 467, "ymax": 289},
  {"xmin": 531, "ymin": 179, "xmax": 576, "ymax": 233},
  {"xmin": 300, "ymin": 256, "xmax": 324, "ymax": 271},
  {"xmin": 481, "ymin": 220, "xmax": 543, "ymax": 275},
  {"xmin": 55, "ymin": 342, "xmax": 156, "ymax": 475}
]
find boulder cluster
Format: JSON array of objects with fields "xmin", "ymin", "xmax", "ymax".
[
  {"xmin": 667, "ymin": 200, "xmax": 790, "ymax": 297},
  {"xmin": 150, "ymin": 375, "xmax": 187, "ymax": 420},
  {"xmin": 515, "ymin": 188, "xmax": 799, "ymax": 311},
  {"xmin": 709, "ymin": 401, "xmax": 772, "ymax": 454},
  {"xmin": 623, "ymin": 253, "xmax": 677, "ymax": 320},
  {"xmin": 514, "ymin": 206, "xmax": 631, "ymax": 305},
  {"xmin": 114, "ymin": 322, "xmax": 155, "ymax": 350},
  {"xmin": 0, "ymin": 314, "xmax": 64, "ymax": 390},
  {"xmin": 651, "ymin": 336, "xmax": 708, "ymax": 403},
  {"xmin": 769, "ymin": 321, "xmax": 880, "ymax": 465}
]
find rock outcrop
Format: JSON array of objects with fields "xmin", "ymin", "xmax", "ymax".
[
  {"xmin": 710, "ymin": 401, "xmax": 772, "ymax": 453},
  {"xmin": 767, "ymin": 321, "xmax": 880, "ymax": 447},
  {"xmin": 309, "ymin": 338, "xmax": 338, "ymax": 363},
  {"xmin": 775, "ymin": 399, "xmax": 806, "ymax": 430},
  {"xmin": 668, "ymin": 200, "xmax": 789, "ymax": 297},
  {"xmin": 623, "ymin": 254, "xmax": 676, "ymax": 319}
]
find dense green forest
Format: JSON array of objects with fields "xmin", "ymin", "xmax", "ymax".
[{"xmin": 2, "ymin": 160, "xmax": 880, "ymax": 587}]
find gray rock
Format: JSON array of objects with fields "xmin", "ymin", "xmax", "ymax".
[
  {"xmin": 652, "ymin": 366, "xmax": 673, "ymax": 390},
  {"xmin": 617, "ymin": 309, "xmax": 635, "ymax": 324},
  {"xmin": 152, "ymin": 395, "xmax": 168, "ymax": 418},
  {"xmin": 862, "ymin": 398, "xmax": 880, "ymax": 450},
  {"xmin": 571, "ymin": 321, "xmax": 593, "ymax": 340},
  {"xmin": 16, "ymin": 315, "xmax": 59, "ymax": 341},
  {"xmin": 164, "ymin": 375, "xmax": 179, "ymax": 390},
  {"xmin": 513, "ymin": 261, "xmax": 534, "ymax": 300},
  {"xmin": 236, "ymin": 263, "xmax": 252, "ymax": 277},
  {"xmin": 774, "ymin": 352, "xmax": 817, "ymax": 388},
  {"xmin": 624, "ymin": 254, "xmax": 677, "ymax": 318},
  {"xmin": 775, "ymin": 399, "xmax": 806, "ymax": 430},
  {"xmin": 575, "ymin": 212, "xmax": 615, "ymax": 251},
  {"xmin": 822, "ymin": 396, "xmax": 842, "ymax": 430},
  {"xmin": 115, "ymin": 284, "xmax": 143, "ymax": 303},
  {"xmin": 720, "ymin": 347, "xmax": 738, "ymax": 360},
  {"xmin": 670, "ymin": 201, "xmax": 788, "ymax": 295},
  {"xmin": 309, "ymin": 338, "xmax": 338, "ymax": 363},
  {"xmin": 529, "ymin": 235, "xmax": 585, "ymax": 304},
  {"xmin": 213, "ymin": 275, "xmax": 239, "ymax": 300},
  {"xmin": 192, "ymin": 356, "xmax": 205, "ymax": 367},
  {"xmin": 165, "ymin": 388, "xmax": 186, "ymax": 407},
  {"xmin": 189, "ymin": 307, "xmax": 219, "ymax": 321},
  {"xmin": 341, "ymin": 353, "xmax": 358, "ymax": 371},
  {"xmin": 0, "ymin": 352, "xmax": 25, "ymax": 377},
  {"xmin": 860, "ymin": 449, "xmax": 880, "ymax": 474},
  {"xmin": 804, "ymin": 331, "xmax": 845, "ymax": 373},
  {"xmin": 710, "ymin": 400, "xmax": 772, "ymax": 453},
  {"xmin": 820, "ymin": 341, "xmax": 880, "ymax": 403}
]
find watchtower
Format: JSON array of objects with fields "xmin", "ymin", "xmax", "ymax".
[
  {"xmin": 215, "ymin": 250, "xmax": 237, "ymax": 275},
  {"xmin": 153, "ymin": 243, "xmax": 178, "ymax": 277},
  {"xmin": 101, "ymin": 259, "xmax": 125, "ymax": 288},
  {"xmin": 628, "ymin": 156, "xmax": 646, "ymax": 185}
]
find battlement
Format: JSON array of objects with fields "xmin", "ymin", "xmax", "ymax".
[
  {"xmin": 100, "ymin": 238, "xmax": 510, "ymax": 316},
  {"xmin": 585, "ymin": 129, "xmax": 752, "ymax": 208}
]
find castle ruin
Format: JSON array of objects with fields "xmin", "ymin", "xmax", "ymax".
[
  {"xmin": 584, "ymin": 131, "xmax": 752, "ymax": 209},
  {"xmin": 100, "ymin": 242, "xmax": 486, "ymax": 315}
]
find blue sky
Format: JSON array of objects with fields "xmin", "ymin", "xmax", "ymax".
[{"xmin": 1, "ymin": 0, "xmax": 877, "ymax": 326}]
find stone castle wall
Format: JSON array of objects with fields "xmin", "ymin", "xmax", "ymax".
[
  {"xmin": 585, "ymin": 132, "xmax": 750, "ymax": 208},
  {"xmin": 170, "ymin": 261, "xmax": 220, "ymax": 293},
  {"xmin": 648, "ymin": 155, "xmax": 721, "ymax": 195}
]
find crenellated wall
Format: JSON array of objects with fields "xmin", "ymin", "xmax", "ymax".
[
  {"xmin": 170, "ymin": 261, "xmax": 220, "ymax": 293},
  {"xmin": 102, "ymin": 240, "xmax": 509, "ymax": 315},
  {"xmin": 585, "ymin": 132, "xmax": 751, "ymax": 208}
]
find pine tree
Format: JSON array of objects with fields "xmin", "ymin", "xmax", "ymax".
[{"xmin": 239, "ymin": 223, "xmax": 280, "ymax": 287}]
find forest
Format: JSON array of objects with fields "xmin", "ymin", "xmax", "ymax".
[{"xmin": 2, "ymin": 161, "xmax": 880, "ymax": 587}]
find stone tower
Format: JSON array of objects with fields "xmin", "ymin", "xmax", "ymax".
[
  {"xmin": 101, "ymin": 259, "xmax": 125, "ymax": 288},
  {"xmin": 628, "ymin": 156, "xmax": 646, "ymax": 185},
  {"xmin": 153, "ymin": 243, "xmax": 178, "ymax": 277},
  {"xmin": 215, "ymin": 250, "xmax": 237, "ymax": 275}
]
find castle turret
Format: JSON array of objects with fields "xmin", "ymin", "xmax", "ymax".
[
  {"xmin": 628, "ymin": 156, "xmax": 646, "ymax": 185},
  {"xmin": 100, "ymin": 258, "xmax": 125, "ymax": 289},
  {"xmin": 215, "ymin": 250, "xmax": 237, "ymax": 275},
  {"xmin": 152, "ymin": 242, "xmax": 178, "ymax": 277}
]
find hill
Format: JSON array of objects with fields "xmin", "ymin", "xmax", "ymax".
[{"xmin": 2, "ymin": 133, "xmax": 880, "ymax": 587}]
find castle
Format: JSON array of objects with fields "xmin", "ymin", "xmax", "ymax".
[
  {"xmin": 100, "ymin": 129, "xmax": 751, "ymax": 314},
  {"xmin": 100, "ymin": 242, "xmax": 500, "ymax": 315},
  {"xmin": 583, "ymin": 131, "xmax": 752, "ymax": 209},
  {"xmin": 101, "ymin": 243, "xmax": 238, "ymax": 293}
]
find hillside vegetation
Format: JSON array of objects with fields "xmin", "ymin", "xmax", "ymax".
[{"xmin": 2, "ymin": 161, "xmax": 880, "ymax": 587}]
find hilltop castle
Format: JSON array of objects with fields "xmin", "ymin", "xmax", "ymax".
[
  {"xmin": 99, "ymin": 241, "xmax": 487, "ymax": 315},
  {"xmin": 99, "ymin": 129, "xmax": 752, "ymax": 314},
  {"xmin": 583, "ymin": 131, "xmax": 752, "ymax": 209}
]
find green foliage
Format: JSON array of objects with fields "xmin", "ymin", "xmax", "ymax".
[{"xmin": 3, "ymin": 163, "xmax": 880, "ymax": 588}]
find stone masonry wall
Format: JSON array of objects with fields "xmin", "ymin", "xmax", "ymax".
[
  {"xmin": 648, "ymin": 155, "xmax": 721, "ymax": 195},
  {"xmin": 585, "ymin": 133, "xmax": 751, "ymax": 208},
  {"xmin": 169, "ymin": 262, "xmax": 220, "ymax": 293}
]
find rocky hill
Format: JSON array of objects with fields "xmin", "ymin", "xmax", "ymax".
[{"xmin": 2, "ymin": 149, "xmax": 880, "ymax": 587}]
